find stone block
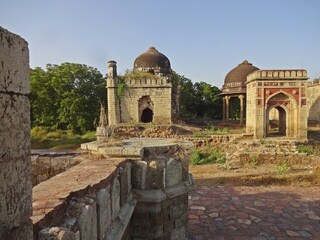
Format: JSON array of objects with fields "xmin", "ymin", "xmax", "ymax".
[
  {"xmin": 120, "ymin": 165, "xmax": 129, "ymax": 207},
  {"xmin": 0, "ymin": 158, "xmax": 32, "ymax": 229},
  {"xmin": 39, "ymin": 227, "xmax": 77, "ymax": 240},
  {"xmin": 134, "ymin": 202, "xmax": 162, "ymax": 214},
  {"xmin": 170, "ymin": 226, "xmax": 186, "ymax": 240},
  {"xmin": 0, "ymin": 27, "xmax": 29, "ymax": 94},
  {"xmin": 164, "ymin": 158, "xmax": 182, "ymax": 187},
  {"xmin": 131, "ymin": 161, "xmax": 147, "ymax": 189},
  {"xmin": 0, "ymin": 95, "xmax": 30, "ymax": 161},
  {"xmin": 78, "ymin": 203, "xmax": 98, "ymax": 240},
  {"xmin": 0, "ymin": 219, "xmax": 32, "ymax": 240},
  {"xmin": 111, "ymin": 178, "xmax": 120, "ymax": 220},
  {"xmin": 96, "ymin": 188, "xmax": 111, "ymax": 240}
]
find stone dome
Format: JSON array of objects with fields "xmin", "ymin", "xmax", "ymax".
[
  {"xmin": 222, "ymin": 60, "xmax": 259, "ymax": 94},
  {"xmin": 133, "ymin": 47, "xmax": 171, "ymax": 75}
]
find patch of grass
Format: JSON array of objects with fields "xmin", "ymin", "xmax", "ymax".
[
  {"xmin": 190, "ymin": 147, "xmax": 226, "ymax": 165},
  {"xmin": 31, "ymin": 126, "xmax": 96, "ymax": 149},
  {"xmin": 296, "ymin": 144, "xmax": 314, "ymax": 155},
  {"xmin": 192, "ymin": 132, "xmax": 208, "ymax": 138},
  {"xmin": 276, "ymin": 160, "xmax": 291, "ymax": 174},
  {"xmin": 207, "ymin": 125, "xmax": 229, "ymax": 134}
]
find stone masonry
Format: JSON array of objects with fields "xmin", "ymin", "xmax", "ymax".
[
  {"xmin": 246, "ymin": 70, "xmax": 308, "ymax": 140},
  {"xmin": 33, "ymin": 138, "xmax": 193, "ymax": 240},
  {"xmin": 107, "ymin": 61, "xmax": 173, "ymax": 125},
  {"xmin": 0, "ymin": 27, "xmax": 33, "ymax": 239},
  {"xmin": 307, "ymin": 80, "xmax": 320, "ymax": 123}
]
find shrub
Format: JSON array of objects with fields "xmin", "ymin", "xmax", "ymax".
[
  {"xmin": 276, "ymin": 160, "xmax": 291, "ymax": 174},
  {"xmin": 206, "ymin": 125, "xmax": 229, "ymax": 134},
  {"xmin": 296, "ymin": 145, "xmax": 314, "ymax": 155},
  {"xmin": 190, "ymin": 148, "xmax": 226, "ymax": 165}
]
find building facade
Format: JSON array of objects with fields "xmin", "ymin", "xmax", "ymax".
[
  {"xmin": 246, "ymin": 70, "xmax": 309, "ymax": 140},
  {"xmin": 107, "ymin": 47, "xmax": 179, "ymax": 125}
]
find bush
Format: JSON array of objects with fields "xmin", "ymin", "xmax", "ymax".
[
  {"xmin": 296, "ymin": 145, "xmax": 314, "ymax": 155},
  {"xmin": 31, "ymin": 126, "xmax": 96, "ymax": 149},
  {"xmin": 190, "ymin": 148, "xmax": 226, "ymax": 165},
  {"xmin": 206, "ymin": 125, "xmax": 229, "ymax": 134},
  {"xmin": 276, "ymin": 160, "xmax": 291, "ymax": 174}
]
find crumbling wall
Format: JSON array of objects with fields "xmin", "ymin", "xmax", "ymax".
[
  {"xmin": 34, "ymin": 138, "xmax": 192, "ymax": 240},
  {"xmin": 0, "ymin": 27, "xmax": 32, "ymax": 239},
  {"xmin": 31, "ymin": 152, "xmax": 83, "ymax": 186}
]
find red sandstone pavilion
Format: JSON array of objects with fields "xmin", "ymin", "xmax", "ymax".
[{"xmin": 221, "ymin": 60, "xmax": 320, "ymax": 140}]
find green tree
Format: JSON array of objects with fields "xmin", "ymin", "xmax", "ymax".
[
  {"xmin": 30, "ymin": 63, "xmax": 105, "ymax": 133},
  {"xmin": 173, "ymin": 72, "xmax": 222, "ymax": 120}
]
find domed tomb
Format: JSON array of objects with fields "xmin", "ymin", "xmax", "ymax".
[
  {"xmin": 221, "ymin": 60, "xmax": 259, "ymax": 124},
  {"xmin": 222, "ymin": 60, "xmax": 259, "ymax": 95},
  {"xmin": 133, "ymin": 47, "xmax": 172, "ymax": 75}
]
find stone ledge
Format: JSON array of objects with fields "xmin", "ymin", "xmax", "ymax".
[
  {"xmin": 32, "ymin": 158, "xmax": 126, "ymax": 235},
  {"xmin": 134, "ymin": 189, "xmax": 166, "ymax": 203},
  {"xmin": 163, "ymin": 183, "xmax": 189, "ymax": 199}
]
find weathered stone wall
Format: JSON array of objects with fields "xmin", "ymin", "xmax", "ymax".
[
  {"xmin": 31, "ymin": 151, "xmax": 83, "ymax": 186},
  {"xmin": 34, "ymin": 138, "xmax": 192, "ymax": 240},
  {"xmin": 120, "ymin": 85, "xmax": 172, "ymax": 124},
  {"xmin": 107, "ymin": 61, "xmax": 173, "ymax": 125},
  {"xmin": 307, "ymin": 80, "xmax": 320, "ymax": 123},
  {"xmin": 0, "ymin": 27, "xmax": 32, "ymax": 239}
]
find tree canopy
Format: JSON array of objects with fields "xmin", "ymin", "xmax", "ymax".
[
  {"xmin": 173, "ymin": 72, "xmax": 222, "ymax": 120},
  {"xmin": 30, "ymin": 63, "xmax": 105, "ymax": 133}
]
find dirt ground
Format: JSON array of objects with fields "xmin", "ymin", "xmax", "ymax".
[{"xmin": 190, "ymin": 154, "xmax": 320, "ymax": 188}]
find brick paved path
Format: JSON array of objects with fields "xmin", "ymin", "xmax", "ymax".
[{"xmin": 188, "ymin": 185, "xmax": 320, "ymax": 240}]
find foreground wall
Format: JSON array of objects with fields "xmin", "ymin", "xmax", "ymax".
[
  {"xmin": 0, "ymin": 27, "xmax": 32, "ymax": 239},
  {"xmin": 34, "ymin": 138, "xmax": 192, "ymax": 240}
]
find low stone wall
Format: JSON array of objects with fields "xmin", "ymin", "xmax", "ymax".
[
  {"xmin": 31, "ymin": 151, "xmax": 83, "ymax": 186},
  {"xmin": 33, "ymin": 138, "xmax": 193, "ymax": 240}
]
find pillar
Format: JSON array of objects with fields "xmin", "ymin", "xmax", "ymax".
[
  {"xmin": 0, "ymin": 27, "xmax": 32, "ymax": 240},
  {"xmin": 222, "ymin": 97, "xmax": 226, "ymax": 122},
  {"xmin": 107, "ymin": 61, "xmax": 120, "ymax": 125},
  {"xmin": 225, "ymin": 96, "xmax": 230, "ymax": 122},
  {"xmin": 239, "ymin": 95, "xmax": 245, "ymax": 124}
]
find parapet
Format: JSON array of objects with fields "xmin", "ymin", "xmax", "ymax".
[{"xmin": 247, "ymin": 69, "xmax": 308, "ymax": 82}]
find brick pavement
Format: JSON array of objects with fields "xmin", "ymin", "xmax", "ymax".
[{"xmin": 188, "ymin": 185, "xmax": 320, "ymax": 240}]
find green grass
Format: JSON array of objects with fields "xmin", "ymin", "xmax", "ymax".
[
  {"xmin": 190, "ymin": 147, "xmax": 226, "ymax": 165},
  {"xmin": 296, "ymin": 144, "xmax": 314, "ymax": 155},
  {"xmin": 206, "ymin": 125, "xmax": 229, "ymax": 134},
  {"xmin": 276, "ymin": 160, "xmax": 291, "ymax": 174},
  {"xmin": 31, "ymin": 126, "xmax": 96, "ymax": 149}
]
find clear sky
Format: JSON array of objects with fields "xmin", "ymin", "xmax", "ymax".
[{"xmin": 1, "ymin": 0, "xmax": 320, "ymax": 87}]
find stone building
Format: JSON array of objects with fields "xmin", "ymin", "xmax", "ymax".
[
  {"xmin": 107, "ymin": 47, "xmax": 179, "ymax": 125},
  {"xmin": 246, "ymin": 70, "xmax": 309, "ymax": 140},
  {"xmin": 220, "ymin": 60, "xmax": 259, "ymax": 124},
  {"xmin": 221, "ymin": 61, "xmax": 320, "ymax": 140}
]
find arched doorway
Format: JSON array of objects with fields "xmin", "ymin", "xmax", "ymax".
[
  {"xmin": 141, "ymin": 107, "xmax": 153, "ymax": 123},
  {"xmin": 138, "ymin": 95, "xmax": 154, "ymax": 123},
  {"xmin": 267, "ymin": 106, "xmax": 287, "ymax": 136}
]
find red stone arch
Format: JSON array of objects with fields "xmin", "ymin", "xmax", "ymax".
[{"xmin": 265, "ymin": 91, "xmax": 298, "ymax": 138}]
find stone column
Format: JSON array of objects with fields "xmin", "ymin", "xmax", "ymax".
[
  {"xmin": 107, "ymin": 61, "xmax": 120, "ymax": 125},
  {"xmin": 222, "ymin": 96, "xmax": 226, "ymax": 122},
  {"xmin": 239, "ymin": 95, "xmax": 245, "ymax": 124},
  {"xmin": 225, "ymin": 96, "xmax": 230, "ymax": 122},
  {"xmin": 0, "ymin": 27, "xmax": 32, "ymax": 240}
]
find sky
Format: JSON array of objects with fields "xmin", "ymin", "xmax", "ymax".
[{"xmin": 1, "ymin": 0, "xmax": 320, "ymax": 87}]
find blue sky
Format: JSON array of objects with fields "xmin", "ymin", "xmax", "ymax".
[{"xmin": 1, "ymin": 0, "xmax": 320, "ymax": 87}]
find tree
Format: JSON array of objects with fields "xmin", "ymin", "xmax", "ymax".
[
  {"xmin": 173, "ymin": 72, "xmax": 222, "ymax": 120},
  {"xmin": 30, "ymin": 63, "xmax": 105, "ymax": 133}
]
